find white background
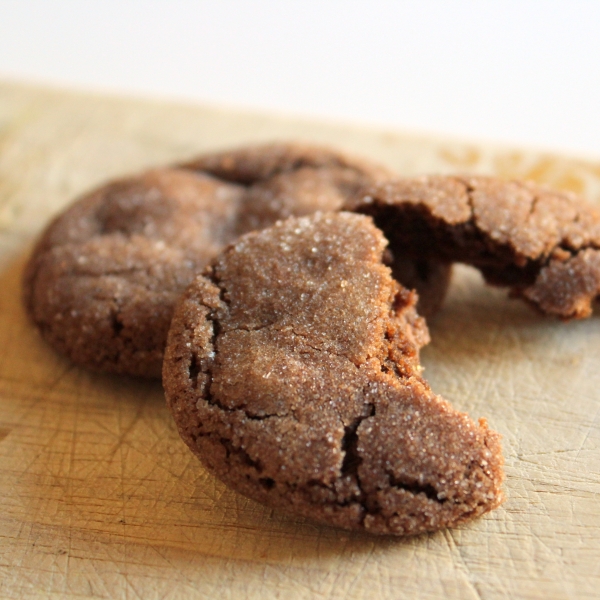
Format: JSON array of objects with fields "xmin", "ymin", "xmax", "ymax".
[{"xmin": 1, "ymin": 1, "xmax": 599, "ymax": 159}]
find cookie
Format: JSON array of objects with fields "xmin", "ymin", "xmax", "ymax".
[
  {"xmin": 163, "ymin": 213, "xmax": 504, "ymax": 535},
  {"xmin": 345, "ymin": 175, "xmax": 600, "ymax": 319},
  {"xmin": 24, "ymin": 168, "xmax": 243, "ymax": 377},
  {"xmin": 24, "ymin": 143, "xmax": 449, "ymax": 377}
]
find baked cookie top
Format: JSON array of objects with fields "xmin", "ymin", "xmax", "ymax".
[
  {"xmin": 24, "ymin": 143, "xmax": 395, "ymax": 378},
  {"xmin": 346, "ymin": 175, "xmax": 600, "ymax": 318},
  {"xmin": 163, "ymin": 212, "xmax": 504, "ymax": 535}
]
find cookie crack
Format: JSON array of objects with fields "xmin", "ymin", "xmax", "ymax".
[
  {"xmin": 555, "ymin": 241, "xmax": 600, "ymax": 257},
  {"xmin": 109, "ymin": 306, "xmax": 124, "ymax": 337},
  {"xmin": 192, "ymin": 273, "xmax": 290, "ymax": 423},
  {"xmin": 527, "ymin": 193, "xmax": 540, "ymax": 220},
  {"xmin": 341, "ymin": 403, "xmax": 375, "ymax": 481},
  {"xmin": 386, "ymin": 472, "xmax": 446, "ymax": 504},
  {"xmin": 459, "ymin": 179, "xmax": 600, "ymax": 272},
  {"xmin": 462, "ymin": 180, "xmax": 512, "ymax": 260}
]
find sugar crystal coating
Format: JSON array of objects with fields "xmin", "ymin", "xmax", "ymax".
[{"xmin": 163, "ymin": 212, "xmax": 504, "ymax": 535}]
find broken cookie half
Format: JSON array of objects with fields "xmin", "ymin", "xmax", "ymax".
[
  {"xmin": 163, "ymin": 212, "xmax": 504, "ymax": 535},
  {"xmin": 346, "ymin": 175, "xmax": 600, "ymax": 319}
]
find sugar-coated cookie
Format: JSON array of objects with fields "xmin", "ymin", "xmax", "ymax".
[{"xmin": 163, "ymin": 213, "xmax": 504, "ymax": 535}]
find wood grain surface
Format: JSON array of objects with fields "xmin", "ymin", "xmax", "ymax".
[{"xmin": 1, "ymin": 81, "xmax": 599, "ymax": 600}]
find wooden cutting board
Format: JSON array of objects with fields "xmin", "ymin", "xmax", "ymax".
[{"xmin": 1, "ymin": 81, "xmax": 599, "ymax": 600}]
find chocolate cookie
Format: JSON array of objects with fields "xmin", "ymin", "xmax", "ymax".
[
  {"xmin": 24, "ymin": 168, "xmax": 243, "ymax": 377},
  {"xmin": 24, "ymin": 143, "xmax": 450, "ymax": 377},
  {"xmin": 163, "ymin": 213, "xmax": 504, "ymax": 535},
  {"xmin": 345, "ymin": 175, "xmax": 600, "ymax": 319}
]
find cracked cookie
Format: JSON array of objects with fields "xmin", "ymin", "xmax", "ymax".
[
  {"xmin": 24, "ymin": 143, "xmax": 450, "ymax": 377},
  {"xmin": 24, "ymin": 168, "xmax": 243, "ymax": 377},
  {"xmin": 163, "ymin": 212, "xmax": 504, "ymax": 535},
  {"xmin": 345, "ymin": 175, "xmax": 600, "ymax": 319}
]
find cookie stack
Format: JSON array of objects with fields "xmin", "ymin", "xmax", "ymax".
[{"xmin": 23, "ymin": 143, "xmax": 600, "ymax": 535}]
